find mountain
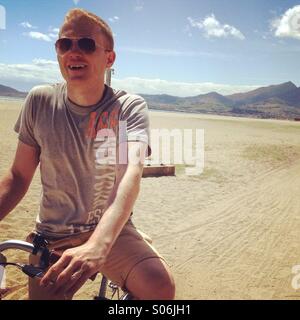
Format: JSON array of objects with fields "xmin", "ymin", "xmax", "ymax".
[
  {"xmin": 226, "ymin": 81, "xmax": 298, "ymax": 105},
  {"xmin": 142, "ymin": 91, "xmax": 232, "ymax": 106},
  {"xmin": 140, "ymin": 82, "xmax": 300, "ymax": 120},
  {"xmin": 185, "ymin": 91, "xmax": 233, "ymax": 106},
  {"xmin": 0, "ymin": 84, "xmax": 27, "ymax": 98},
  {"xmin": 140, "ymin": 94, "xmax": 181, "ymax": 105}
]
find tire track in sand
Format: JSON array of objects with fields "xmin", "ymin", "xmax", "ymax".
[{"xmin": 170, "ymin": 160, "xmax": 300, "ymax": 299}]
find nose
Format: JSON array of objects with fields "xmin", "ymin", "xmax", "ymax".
[
  {"xmin": 69, "ymin": 40, "xmax": 81, "ymax": 54},
  {"xmin": 67, "ymin": 40, "xmax": 84, "ymax": 58}
]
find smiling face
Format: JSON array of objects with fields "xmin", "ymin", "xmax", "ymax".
[{"xmin": 57, "ymin": 18, "xmax": 115, "ymax": 88}]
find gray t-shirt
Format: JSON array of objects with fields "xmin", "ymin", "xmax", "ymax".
[{"xmin": 14, "ymin": 82, "xmax": 151, "ymax": 238}]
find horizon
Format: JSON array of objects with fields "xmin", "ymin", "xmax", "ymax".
[
  {"xmin": 0, "ymin": 81, "xmax": 300, "ymax": 99},
  {"xmin": 0, "ymin": 79, "xmax": 298, "ymax": 99},
  {"xmin": 0, "ymin": 0, "xmax": 300, "ymax": 96}
]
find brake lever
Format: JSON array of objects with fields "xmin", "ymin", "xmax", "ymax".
[{"xmin": 21, "ymin": 264, "xmax": 45, "ymax": 279}]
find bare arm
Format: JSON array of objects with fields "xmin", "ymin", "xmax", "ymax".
[
  {"xmin": 86, "ymin": 141, "xmax": 146, "ymax": 256},
  {"xmin": 0, "ymin": 141, "xmax": 40, "ymax": 221}
]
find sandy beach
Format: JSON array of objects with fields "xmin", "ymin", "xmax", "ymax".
[{"xmin": 1, "ymin": 99, "xmax": 300, "ymax": 300}]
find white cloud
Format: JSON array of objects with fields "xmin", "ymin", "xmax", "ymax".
[
  {"xmin": 48, "ymin": 33, "xmax": 58, "ymax": 39},
  {"xmin": 51, "ymin": 27, "xmax": 60, "ymax": 33},
  {"xmin": 0, "ymin": 60, "xmax": 260, "ymax": 96},
  {"xmin": 188, "ymin": 14, "xmax": 245, "ymax": 40},
  {"xmin": 49, "ymin": 27, "xmax": 59, "ymax": 34},
  {"xmin": 20, "ymin": 21, "xmax": 36, "ymax": 29},
  {"xmin": 31, "ymin": 59, "xmax": 59, "ymax": 67},
  {"xmin": 0, "ymin": 59, "xmax": 62, "ymax": 88},
  {"xmin": 24, "ymin": 31, "xmax": 52, "ymax": 42},
  {"xmin": 271, "ymin": 5, "xmax": 300, "ymax": 40},
  {"xmin": 21, "ymin": 26, "xmax": 59, "ymax": 41},
  {"xmin": 108, "ymin": 16, "xmax": 120, "ymax": 23},
  {"xmin": 112, "ymin": 77, "xmax": 259, "ymax": 97},
  {"xmin": 47, "ymin": 27, "xmax": 60, "ymax": 39}
]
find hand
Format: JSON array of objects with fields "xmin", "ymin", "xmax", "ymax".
[{"xmin": 40, "ymin": 243, "xmax": 106, "ymax": 297}]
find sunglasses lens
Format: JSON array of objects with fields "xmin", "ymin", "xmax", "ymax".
[
  {"xmin": 55, "ymin": 38, "xmax": 97, "ymax": 55},
  {"xmin": 78, "ymin": 38, "xmax": 96, "ymax": 53},
  {"xmin": 56, "ymin": 38, "xmax": 72, "ymax": 55}
]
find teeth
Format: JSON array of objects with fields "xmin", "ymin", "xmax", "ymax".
[{"xmin": 69, "ymin": 65, "xmax": 86, "ymax": 69}]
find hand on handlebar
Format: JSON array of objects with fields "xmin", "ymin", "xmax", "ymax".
[{"xmin": 40, "ymin": 242, "xmax": 105, "ymax": 297}]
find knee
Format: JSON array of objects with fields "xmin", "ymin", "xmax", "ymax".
[
  {"xmin": 153, "ymin": 270, "xmax": 176, "ymax": 300},
  {"xmin": 126, "ymin": 258, "xmax": 176, "ymax": 300}
]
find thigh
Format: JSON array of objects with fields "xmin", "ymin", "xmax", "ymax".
[{"xmin": 101, "ymin": 220, "xmax": 167, "ymax": 289}]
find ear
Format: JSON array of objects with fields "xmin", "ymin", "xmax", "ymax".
[{"xmin": 106, "ymin": 51, "xmax": 116, "ymax": 68}]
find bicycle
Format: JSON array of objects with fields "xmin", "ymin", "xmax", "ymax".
[{"xmin": 0, "ymin": 234, "xmax": 133, "ymax": 300}]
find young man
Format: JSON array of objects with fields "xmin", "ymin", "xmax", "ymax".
[{"xmin": 0, "ymin": 9, "xmax": 175, "ymax": 300}]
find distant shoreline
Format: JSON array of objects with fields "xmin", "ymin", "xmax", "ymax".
[
  {"xmin": 0, "ymin": 96, "xmax": 25, "ymax": 102},
  {"xmin": 149, "ymin": 108, "xmax": 299, "ymax": 124},
  {"xmin": 1, "ymin": 96, "xmax": 298, "ymax": 124}
]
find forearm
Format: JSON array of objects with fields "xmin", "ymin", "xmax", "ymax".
[
  {"xmin": 0, "ymin": 170, "xmax": 29, "ymax": 221},
  {"xmin": 86, "ymin": 170, "xmax": 141, "ymax": 257}
]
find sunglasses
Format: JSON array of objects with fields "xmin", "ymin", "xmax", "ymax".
[{"xmin": 55, "ymin": 37, "xmax": 111, "ymax": 55}]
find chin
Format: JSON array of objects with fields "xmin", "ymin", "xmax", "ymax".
[{"xmin": 66, "ymin": 75, "xmax": 89, "ymax": 83}]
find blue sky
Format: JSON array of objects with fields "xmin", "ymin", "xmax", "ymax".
[{"xmin": 0, "ymin": 0, "xmax": 300, "ymax": 96}]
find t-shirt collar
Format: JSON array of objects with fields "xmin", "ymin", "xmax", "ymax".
[{"xmin": 63, "ymin": 83, "xmax": 111, "ymax": 115}]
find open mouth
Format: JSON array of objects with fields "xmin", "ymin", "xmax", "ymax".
[{"xmin": 68, "ymin": 64, "xmax": 88, "ymax": 70}]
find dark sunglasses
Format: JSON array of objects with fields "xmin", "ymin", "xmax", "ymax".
[{"xmin": 55, "ymin": 37, "xmax": 110, "ymax": 55}]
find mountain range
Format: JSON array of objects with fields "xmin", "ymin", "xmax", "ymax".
[
  {"xmin": 140, "ymin": 81, "xmax": 300, "ymax": 120},
  {"xmin": 1, "ymin": 81, "xmax": 300, "ymax": 120}
]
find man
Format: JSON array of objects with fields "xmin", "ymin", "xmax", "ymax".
[{"xmin": 0, "ymin": 8, "xmax": 175, "ymax": 300}]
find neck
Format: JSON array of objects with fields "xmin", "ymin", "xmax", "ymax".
[{"xmin": 67, "ymin": 82, "xmax": 105, "ymax": 107}]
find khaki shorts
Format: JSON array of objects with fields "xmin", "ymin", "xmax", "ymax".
[{"xmin": 26, "ymin": 219, "xmax": 165, "ymax": 300}]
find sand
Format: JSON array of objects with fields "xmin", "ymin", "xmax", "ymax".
[{"xmin": 1, "ymin": 99, "xmax": 300, "ymax": 300}]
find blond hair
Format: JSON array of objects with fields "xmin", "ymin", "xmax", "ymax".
[{"xmin": 60, "ymin": 8, "xmax": 114, "ymax": 50}]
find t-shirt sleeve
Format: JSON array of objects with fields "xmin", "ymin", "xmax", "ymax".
[
  {"xmin": 14, "ymin": 90, "xmax": 40, "ymax": 149},
  {"xmin": 119, "ymin": 95, "xmax": 152, "ymax": 157}
]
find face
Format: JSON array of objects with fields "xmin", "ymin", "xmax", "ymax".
[{"xmin": 57, "ymin": 19, "xmax": 115, "ymax": 87}]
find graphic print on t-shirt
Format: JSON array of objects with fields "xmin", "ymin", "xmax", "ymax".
[{"xmin": 84, "ymin": 107, "xmax": 120, "ymax": 230}]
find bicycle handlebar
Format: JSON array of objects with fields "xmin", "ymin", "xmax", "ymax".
[
  {"xmin": 0, "ymin": 239, "xmax": 51, "ymax": 282},
  {"xmin": 0, "ymin": 239, "xmax": 131, "ymax": 300},
  {"xmin": 0, "ymin": 240, "xmax": 35, "ymax": 254}
]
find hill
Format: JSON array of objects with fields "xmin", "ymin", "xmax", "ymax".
[{"xmin": 0, "ymin": 84, "xmax": 27, "ymax": 98}]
